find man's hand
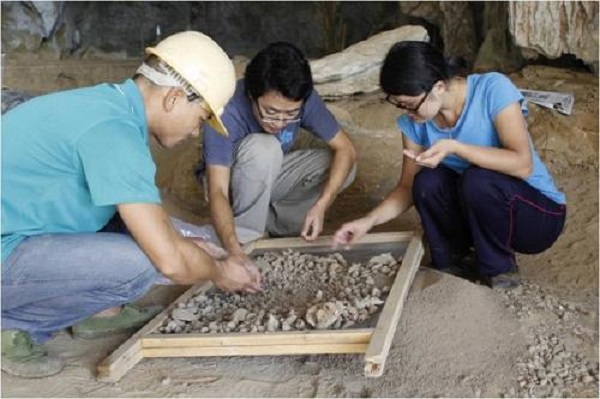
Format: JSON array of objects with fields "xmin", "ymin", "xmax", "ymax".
[
  {"xmin": 212, "ymin": 253, "xmax": 262, "ymax": 293},
  {"xmin": 331, "ymin": 216, "xmax": 374, "ymax": 249},
  {"xmin": 301, "ymin": 202, "xmax": 327, "ymax": 241}
]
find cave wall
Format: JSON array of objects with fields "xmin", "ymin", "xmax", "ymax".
[
  {"xmin": 1, "ymin": 1, "xmax": 402, "ymax": 60},
  {"xmin": 3, "ymin": 1, "xmax": 597, "ymax": 72},
  {"xmin": 508, "ymin": 1, "xmax": 599, "ymax": 70}
]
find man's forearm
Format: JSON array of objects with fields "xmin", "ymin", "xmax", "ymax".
[
  {"xmin": 170, "ymin": 238, "xmax": 219, "ymax": 284},
  {"xmin": 209, "ymin": 193, "xmax": 243, "ymax": 254},
  {"xmin": 317, "ymin": 149, "xmax": 356, "ymax": 209},
  {"xmin": 117, "ymin": 203, "xmax": 219, "ymax": 285}
]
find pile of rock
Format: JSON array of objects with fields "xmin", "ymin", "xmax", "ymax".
[
  {"xmin": 158, "ymin": 250, "xmax": 402, "ymax": 335},
  {"xmin": 498, "ymin": 280, "xmax": 599, "ymax": 397},
  {"xmin": 513, "ymin": 332, "xmax": 599, "ymax": 397}
]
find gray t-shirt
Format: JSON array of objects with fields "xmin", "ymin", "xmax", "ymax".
[{"xmin": 201, "ymin": 79, "xmax": 340, "ymax": 173}]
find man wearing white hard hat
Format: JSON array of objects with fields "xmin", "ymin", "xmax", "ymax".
[{"xmin": 1, "ymin": 31, "xmax": 260, "ymax": 378}]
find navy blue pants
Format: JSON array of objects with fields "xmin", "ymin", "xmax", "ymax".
[{"xmin": 412, "ymin": 166, "xmax": 566, "ymax": 277}]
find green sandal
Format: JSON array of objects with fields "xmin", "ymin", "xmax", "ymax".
[
  {"xmin": 1, "ymin": 330, "xmax": 64, "ymax": 378},
  {"xmin": 71, "ymin": 304, "xmax": 163, "ymax": 340}
]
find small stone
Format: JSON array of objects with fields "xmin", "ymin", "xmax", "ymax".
[
  {"xmin": 232, "ymin": 308, "xmax": 249, "ymax": 323},
  {"xmin": 537, "ymin": 369, "xmax": 547, "ymax": 378},
  {"xmin": 285, "ymin": 312, "xmax": 298, "ymax": 325},
  {"xmin": 581, "ymin": 375, "xmax": 594, "ymax": 384},
  {"xmin": 315, "ymin": 290, "xmax": 323, "ymax": 301},
  {"xmin": 267, "ymin": 314, "xmax": 280, "ymax": 332},
  {"xmin": 341, "ymin": 319, "xmax": 355, "ymax": 329},
  {"xmin": 558, "ymin": 370, "xmax": 569, "ymax": 378},
  {"xmin": 161, "ymin": 377, "xmax": 171, "ymax": 385},
  {"xmin": 196, "ymin": 294, "xmax": 209, "ymax": 303}
]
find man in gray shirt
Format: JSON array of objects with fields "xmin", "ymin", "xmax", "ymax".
[{"xmin": 198, "ymin": 42, "xmax": 356, "ymax": 270}]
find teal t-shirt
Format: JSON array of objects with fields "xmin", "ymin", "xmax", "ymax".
[
  {"xmin": 398, "ymin": 72, "xmax": 566, "ymax": 205},
  {"xmin": 1, "ymin": 79, "xmax": 161, "ymax": 263}
]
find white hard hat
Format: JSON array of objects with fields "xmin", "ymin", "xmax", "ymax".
[{"xmin": 145, "ymin": 31, "xmax": 235, "ymax": 136}]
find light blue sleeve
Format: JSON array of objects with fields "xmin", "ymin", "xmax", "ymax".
[
  {"xmin": 484, "ymin": 72, "xmax": 528, "ymax": 119},
  {"xmin": 76, "ymin": 120, "xmax": 160, "ymax": 206},
  {"xmin": 397, "ymin": 114, "xmax": 425, "ymax": 146}
]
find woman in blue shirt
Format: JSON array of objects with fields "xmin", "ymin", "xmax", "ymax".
[{"xmin": 332, "ymin": 41, "xmax": 566, "ymax": 289}]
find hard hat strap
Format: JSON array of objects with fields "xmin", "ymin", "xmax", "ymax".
[{"xmin": 136, "ymin": 62, "xmax": 200, "ymax": 102}]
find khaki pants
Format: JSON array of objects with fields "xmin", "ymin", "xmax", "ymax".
[{"xmin": 204, "ymin": 133, "xmax": 356, "ymax": 244}]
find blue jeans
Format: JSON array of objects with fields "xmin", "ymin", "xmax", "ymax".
[
  {"xmin": 412, "ymin": 166, "xmax": 566, "ymax": 277},
  {"xmin": 1, "ymin": 216, "xmax": 215, "ymax": 344}
]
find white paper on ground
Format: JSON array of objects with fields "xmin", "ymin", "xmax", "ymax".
[{"xmin": 519, "ymin": 89, "xmax": 575, "ymax": 115}]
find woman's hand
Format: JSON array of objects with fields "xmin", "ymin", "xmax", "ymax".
[
  {"xmin": 331, "ymin": 216, "xmax": 374, "ymax": 250},
  {"xmin": 407, "ymin": 139, "xmax": 458, "ymax": 168}
]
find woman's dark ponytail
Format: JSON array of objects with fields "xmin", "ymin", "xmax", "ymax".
[
  {"xmin": 445, "ymin": 56, "xmax": 469, "ymax": 78},
  {"xmin": 380, "ymin": 41, "xmax": 468, "ymax": 96}
]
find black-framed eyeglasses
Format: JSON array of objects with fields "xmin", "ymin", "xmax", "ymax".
[
  {"xmin": 254, "ymin": 99, "xmax": 302, "ymax": 124},
  {"xmin": 386, "ymin": 89, "xmax": 431, "ymax": 112}
]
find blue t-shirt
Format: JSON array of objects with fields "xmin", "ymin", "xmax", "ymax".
[
  {"xmin": 1, "ymin": 79, "xmax": 161, "ymax": 263},
  {"xmin": 398, "ymin": 72, "xmax": 565, "ymax": 204},
  {"xmin": 202, "ymin": 79, "xmax": 340, "ymax": 169}
]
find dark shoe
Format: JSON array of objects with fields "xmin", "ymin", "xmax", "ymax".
[
  {"xmin": 481, "ymin": 263, "xmax": 521, "ymax": 289},
  {"xmin": 437, "ymin": 264, "xmax": 476, "ymax": 279},
  {"xmin": 1, "ymin": 330, "xmax": 64, "ymax": 378},
  {"xmin": 71, "ymin": 304, "xmax": 163, "ymax": 340},
  {"xmin": 489, "ymin": 272, "xmax": 521, "ymax": 289},
  {"xmin": 437, "ymin": 252, "xmax": 480, "ymax": 281}
]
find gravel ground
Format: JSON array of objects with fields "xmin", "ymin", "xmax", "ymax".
[{"xmin": 497, "ymin": 280, "xmax": 599, "ymax": 398}]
